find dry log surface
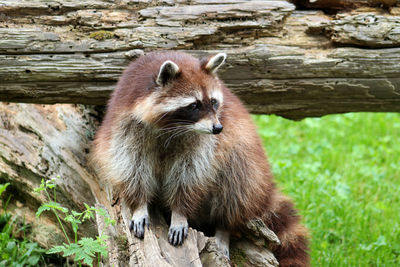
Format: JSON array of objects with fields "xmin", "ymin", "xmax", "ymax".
[
  {"xmin": 0, "ymin": 0, "xmax": 400, "ymax": 119},
  {"xmin": 291, "ymin": 0, "xmax": 399, "ymax": 11}
]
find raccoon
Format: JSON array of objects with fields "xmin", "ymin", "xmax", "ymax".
[{"xmin": 91, "ymin": 51, "xmax": 309, "ymax": 266}]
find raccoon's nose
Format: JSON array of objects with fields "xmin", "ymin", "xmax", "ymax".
[{"xmin": 212, "ymin": 124, "xmax": 223, "ymax": 134}]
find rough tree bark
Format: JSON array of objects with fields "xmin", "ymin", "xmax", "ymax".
[{"xmin": 0, "ymin": 0, "xmax": 400, "ymax": 266}]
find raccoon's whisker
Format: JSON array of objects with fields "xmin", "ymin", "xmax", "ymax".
[
  {"xmin": 164, "ymin": 122, "xmax": 192, "ymax": 127},
  {"xmin": 159, "ymin": 126, "xmax": 186, "ymax": 131},
  {"xmin": 173, "ymin": 128, "xmax": 192, "ymax": 139},
  {"xmin": 164, "ymin": 129, "xmax": 186, "ymax": 146},
  {"xmin": 156, "ymin": 130, "xmax": 177, "ymax": 139},
  {"xmin": 173, "ymin": 128, "xmax": 192, "ymax": 140},
  {"xmin": 156, "ymin": 126, "xmax": 187, "ymax": 138},
  {"xmin": 168, "ymin": 120, "xmax": 194, "ymax": 124},
  {"xmin": 160, "ymin": 122, "xmax": 192, "ymax": 129},
  {"xmin": 163, "ymin": 128, "xmax": 190, "ymax": 147},
  {"xmin": 164, "ymin": 123, "xmax": 192, "ymax": 128},
  {"xmin": 157, "ymin": 130, "xmax": 188, "ymax": 140},
  {"xmin": 154, "ymin": 112, "xmax": 169, "ymax": 124},
  {"xmin": 163, "ymin": 134, "xmax": 175, "ymax": 148}
]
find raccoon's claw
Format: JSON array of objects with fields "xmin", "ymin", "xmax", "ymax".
[
  {"xmin": 168, "ymin": 225, "xmax": 188, "ymax": 246},
  {"xmin": 130, "ymin": 215, "xmax": 150, "ymax": 239}
]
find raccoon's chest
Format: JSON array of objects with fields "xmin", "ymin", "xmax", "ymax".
[
  {"xmin": 112, "ymin": 121, "xmax": 217, "ymax": 187},
  {"xmin": 153, "ymin": 135, "xmax": 198, "ymax": 177},
  {"xmin": 153, "ymin": 133, "xmax": 218, "ymax": 185}
]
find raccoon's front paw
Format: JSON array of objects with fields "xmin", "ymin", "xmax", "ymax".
[
  {"xmin": 130, "ymin": 214, "xmax": 150, "ymax": 239},
  {"xmin": 168, "ymin": 224, "xmax": 188, "ymax": 246},
  {"xmin": 129, "ymin": 204, "xmax": 150, "ymax": 239}
]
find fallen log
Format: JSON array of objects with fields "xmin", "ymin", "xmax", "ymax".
[{"xmin": 0, "ymin": 1, "xmax": 400, "ymax": 119}]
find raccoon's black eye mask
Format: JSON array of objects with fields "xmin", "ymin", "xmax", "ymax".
[{"xmin": 186, "ymin": 100, "xmax": 201, "ymax": 112}]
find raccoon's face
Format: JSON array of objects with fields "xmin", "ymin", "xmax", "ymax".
[{"xmin": 133, "ymin": 53, "xmax": 227, "ymax": 135}]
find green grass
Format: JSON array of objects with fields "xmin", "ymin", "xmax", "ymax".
[{"xmin": 253, "ymin": 113, "xmax": 400, "ymax": 267}]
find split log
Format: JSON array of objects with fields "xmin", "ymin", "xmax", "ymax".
[{"xmin": 0, "ymin": 1, "xmax": 400, "ymax": 119}]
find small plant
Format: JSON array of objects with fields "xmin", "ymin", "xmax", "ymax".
[
  {"xmin": 0, "ymin": 183, "xmax": 45, "ymax": 267},
  {"xmin": 34, "ymin": 178, "xmax": 114, "ymax": 266}
]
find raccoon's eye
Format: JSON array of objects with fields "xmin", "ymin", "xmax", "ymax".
[
  {"xmin": 187, "ymin": 102, "xmax": 199, "ymax": 111},
  {"xmin": 211, "ymin": 98, "xmax": 219, "ymax": 109}
]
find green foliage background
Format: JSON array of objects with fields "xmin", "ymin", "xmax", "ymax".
[{"xmin": 253, "ymin": 113, "xmax": 400, "ymax": 266}]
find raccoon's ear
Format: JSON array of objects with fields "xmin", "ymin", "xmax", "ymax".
[
  {"xmin": 201, "ymin": 53, "xmax": 227, "ymax": 74},
  {"xmin": 156, "ymin": 60, "xmax": 180, "ymax": 86}
]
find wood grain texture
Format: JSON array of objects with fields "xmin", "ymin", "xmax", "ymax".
[
  {"xmin": 1, "ymin": 1, "xmax": 399, "ymax": 119},
  {"xmin": 310, "ymin": 11, "xmax": 400, "ymax": 47}
]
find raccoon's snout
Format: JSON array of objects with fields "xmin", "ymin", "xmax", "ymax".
[
  {"xmin": 212, "ymin": 123, "xmax": 223, "ymax": 134},
  {"xmin": 192, "ymin": 118, "xmax": 222, "ymax": 134}
]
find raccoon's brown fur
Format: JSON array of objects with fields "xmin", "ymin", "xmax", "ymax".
[{"xmin": 91, "ymin": 51, "xmax": 309, "ymax": 266}]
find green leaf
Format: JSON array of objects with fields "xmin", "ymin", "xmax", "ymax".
[
  {"xmin": 6, "ymin": 241, "xmax": 16, "ymax": 252},
  {"xmin": 60, "ymin": 239, "xmax": 97, "ymax": 267},
  {"xmin": 95, "ymin": 207, "xmax": 115, "ymax": 226},
  {"xmin": 62, "ymin": 243, "xmax": 81, "ymax": 257},
  {"xmin": 27, "ymin": 255, "xmax": 40, "ymax": 266},
  {"xmin": 42, "ymin": 202, "xmax": 68, "ymax": 214},
  {"xmin": 64, "ymin": 215, "xmax": 81, "ymax": 234},
  {"xmin": 0, "ymin": 183, "xmax": 9, "ymax": 197},
  {"xmin": 45, "ymin": 178, "xmax": 57, "ymax": 189},
  {"xmin": 82, "ymin": 237, "xmax": 108, "ymax": 257},
  {"xmin": 71, "ymin": 210, "xmax": 82, "ymax": 217},
  {"xmin": 82, "ymin": 255, "xmax": 93, "ymax": 266},
  {"xmin": 82, "ymin": 204, "xmax": 95, "ymax": 221},
  {"xmin": 47, "ymin": 245, "xmax": 66, "ymax": 254},
  {"xmin": 36, "ymin": 205, "xmax": 51, "ymax": 217},
  {"xmin": 33, "ymin": 179, "xmax": 46, "ymax": 194}
]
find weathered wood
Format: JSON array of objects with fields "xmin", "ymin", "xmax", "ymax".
[
  {"xmin": 309, "ymin": 11, "xmax": 400, "ymax": 47},
  {"xmin": 1, "ymin": 44, "xmax": 400, "ymax": 119},
  {"xmin": 290, "ymin": 0, "xmax": 399, "ymax": 10},
  {"xmin": 0, "ymin": 103, "xmax": 99, "ymax": 249},
  {"xmin": 0, "ymin": 102, "xmax": 279, "ymax": 266},
  {"xmin": 1, "ymin": 1, "xmax": 400, "ymax": 119}
]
